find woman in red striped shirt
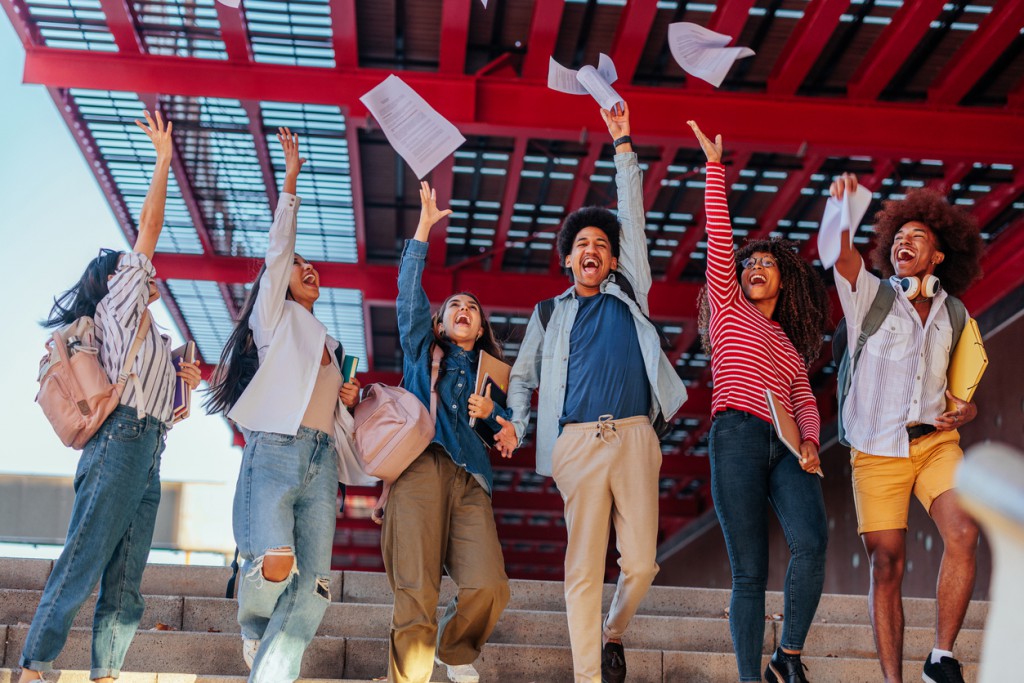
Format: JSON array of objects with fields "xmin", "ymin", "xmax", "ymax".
[{"xmin": 689, "ymin": 121, "xmax": 831, "ymax": 683}]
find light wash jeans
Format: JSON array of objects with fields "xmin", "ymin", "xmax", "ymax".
[
  {"xmin": 21, "ymin": 405, "xmax": 165, "ymax": 679},
  {"xmin": 709, "ymin": 409, "xmax": 828, "ymax": 682},
  {"xmin": 233, "ymin": 427, "xmax": 339, "ymax": 683}
]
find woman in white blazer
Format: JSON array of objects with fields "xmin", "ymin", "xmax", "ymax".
[{"xmin": 206, "ymin": 128, "xmax": 373, "ymax": 683}]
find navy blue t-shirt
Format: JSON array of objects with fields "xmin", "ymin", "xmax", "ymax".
[{"xmin": 561, "ymin": 292, "xmax": 651, "ymax": 426}]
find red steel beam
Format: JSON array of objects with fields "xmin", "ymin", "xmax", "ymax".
[
  {"xmin": 0, "ymin": 0, "xmax": 40, "ymax": 47},
  {"xmin": 643, "ymin": 144, "xmax": 681, "ymax": 213},
  {"xmin": 345, "ymin": 111, "xmax": 368, "ymax": 263},
  {"xmin": 328, "ymin": 0, "xmax": 358, "ymax": 69},
  {"xmin": 522, "ymin": 0, "xmax": 565, "ymax": 80},
  {"xmin": 242, "ymin": 100, "xmax": 279, "ymax": 210},
  {"xmin": 149, "ymin": 252, "xmax": 702, "ymax": 320},
  {"xmin": 214, "ymin": 0, "xmax": 252, "ymax": 63},
  {"xmin": 548, "ymin": 140, "xmax": 603, "ymax": 273},
  {"xmin": 428, "ymin": 155, "xmax": 455, "ymax": 268},
  {"xmin": 439, "ymin": 0, "xmax": 472, "ymax": 74},
  {"xmin": 608, "ymin": 0, "xmax": 660, "ymax": 85},
  {"xmin": 767, "ymin": 0, "xmax": 851, "ymax": 96},
  {"xmin": 490, "ymin": 137, "xmax": 529, "ymax": 270},
  {"xmin": 928, "ymin": 160, "xmax": 972, "ymax": 194},
  {"xmin": 744, "ymin": 154, "xmax": 827, "ymax": 243},
  {"xmin": 928, "ymin": 0, "xmax": 1024, "ymax": 106},
  {"xmin": 846, "ymin": 0, "xmax": 946, "ymax": 100},
  {"xmin": 98, "ymin": 0, "xmax": 141, "ymax": 54},
  {"xmin": 961, "ymin": 218, "xmax": 1024, "ymax": 316},
  {"xmin": 20, "ymin": 49, "xmax": 1024, "ymax": 161},
  {"xmin": 662, "ymin": 151, "xmax": 751, "ymax": 282},
  {"xmin": 688, "ymin": 0, "xmax": 757, "ymax": 92},
  {"xmin": 972, "ymin": 166, "xmax": 1024, "ymax": 230}
]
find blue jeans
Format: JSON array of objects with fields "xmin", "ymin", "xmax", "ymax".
[
  {"xmin": 21, "ymin": 405, "xmax": 165, "ymax": 679},
  {"xmin": 233, "ymin": 427, "xmax": 339, "ymax": 683},
  {"xmin": 709, "ymin": 410, "xmax": 828, "ymax": 682}
]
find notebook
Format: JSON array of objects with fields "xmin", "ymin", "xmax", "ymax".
[
  {"xmin": 472, "ymin": 375, "xmax": 509, "ymax": 447},
  {"xmin": 341, "ymin": 355, "xmax": 359, "ymax": 383},
  {"xmin": 765, "ymin": 389, "xmax": 824, "ymax": 478},
  {"xmin": 946, "ymin": 317, "xmax": 987, "ymax": 411},
  {"xmin": 469, "ymin": 351, "xmax": 511, "ymax": 428},
  {"xmin": 171, "ymin": 341, "xmax": 197, "ymax": 424}
]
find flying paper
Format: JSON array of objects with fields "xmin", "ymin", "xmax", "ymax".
[
  {"xmin": 817, "ymin": 185, "xmax": 872, "ymax": 269},
  {"xmin": 359, "ymin": 75, "xmax": 466, "ymax": 180},
  {"xmin": 215, "ymin": 0, "xmax": 241, "ymax": 8},
  {"xmin": 667, "ymin": 22, "xmax": 755, "ymax": 88},
  {"xmin": 547, "ymin": 53, "xmax": 623, "ymax": 112}
]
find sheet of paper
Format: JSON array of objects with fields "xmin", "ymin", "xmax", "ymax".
[
  {"xmin": 667, "ymin": 22, "xmax": 755, "ymax": 88},
  {"xmin": 817, "ymin": 184, "xmax": 872, "ymax": 269},
  {"xmin": 547, "ymin": 53, "xmax": 624, "ymax": 111},
  {"xmin": 216, "ymin": 0, "xmax": 241, "ymax": 8},
  {"xmin": 359, "ymin": 75, "xmax": 466, "ymax": 179}
]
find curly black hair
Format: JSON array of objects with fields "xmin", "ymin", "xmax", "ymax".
[
  {"xmin": 698, "ymin": 237, "xmax": 831, "ymax": 367},
  {"xmin": 869, "ymin": 188, "xmax": 983, "ymax": 297},
  {"xmin": 556, "ymin": 206, "xmax": 621, "ymax": 277}
]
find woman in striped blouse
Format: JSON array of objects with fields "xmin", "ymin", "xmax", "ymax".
[
  {"xmin": 19, "ymin": 111, "xmax": 201, "ymax": 683},
  {"xmin": 688, "ymin": 121, "xmax": 831, "ymax": 683}
]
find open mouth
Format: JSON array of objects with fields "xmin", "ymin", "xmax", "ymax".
[
  {"xmin": 750, "ymin": 273, "xmax": 767, "ymax": 286},
  {"xmin": 895, "ymin": 247, "xmax": 915, "ymax": 263},
  {"xmin": 454, "ymin": 312, "xmax": 471, "ymax": 326},
  {"xmin": 302, "ymin": 273, "xmax": 317, "ymax": 286},
  {"xmin": 581, "ymin": 256, "xmax": 600, "ymax": 276}
]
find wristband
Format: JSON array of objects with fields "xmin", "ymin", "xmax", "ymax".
[{"xmin": 612, "ymin": 135, "xmax": 633, "ymax": 149}]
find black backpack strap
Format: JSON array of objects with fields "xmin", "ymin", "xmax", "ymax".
[
  {"xmin": 225, "ymin": 547, "xmax": 240, "ymax": 599},
  {"xmin": 537, "ymin": 298, "xmax": 557, "ymax": 331}
]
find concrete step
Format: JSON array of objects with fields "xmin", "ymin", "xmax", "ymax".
[
  {"xmin": 1, "ymin": 558, "xmax": 989, "ymax": 630},
  {"xmin": 0, "ymin": 628, "xmax": 980, "ymax": 683},
  {"xmin": 0, "ymin": 672, "xmax": 376, "ymax": 683}
]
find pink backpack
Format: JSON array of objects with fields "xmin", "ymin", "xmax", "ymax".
[
  {"xmin": 353, "ymin": 345, "xmax": 441, "ymax": 521},
  {"xmin": 36, "ymin": 312, "xmax": 151, "ymax": 450}
]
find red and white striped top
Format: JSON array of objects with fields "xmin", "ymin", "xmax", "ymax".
[{"xmin": 704, "ymin": 162, "xmax": 820, "ymax": 445}]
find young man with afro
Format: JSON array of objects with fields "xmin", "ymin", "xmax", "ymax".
[
  {"xmin": 503, "ymin": 102, "xmax": 687, "ymax": 683},
  {"xmin": 828, "ymin": 174, "xmax": 984, "ymax": 683}
]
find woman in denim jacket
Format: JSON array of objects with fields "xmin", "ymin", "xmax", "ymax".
[
  {"xmin": 383, "ymin": 181, "xmax": 513, "ymax": 683},
  {"xmin": 205, "ymin": 129, "xmax": 372, "ymax": 683},
  {"xmin": 20, "ymin": 112, "xmax": 201, "ymax": 683}
]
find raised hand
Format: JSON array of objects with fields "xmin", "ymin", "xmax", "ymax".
[
  {"xmin": 135, "ymin": 110, "xmax": 173, "ymax": 162},
  {"xmin": 687, "ymin": 120, "xmax": 723, "ymax": 164},
  {"xmin": 277, "ymin": 127, "xmax": 306, "ymax": 195},
  {"xmin": 413, "ymin": 180, "xmax": 453, "ymax": 242},
  {"xmin": 830, "ymin": 172, "xmax": 858, "ymax": 201},
  {"xmin": 600, "ymin": 101, "xmax": 631, "ymax": 143}
]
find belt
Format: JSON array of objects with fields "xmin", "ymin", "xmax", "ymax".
[{"xmin": 907, "ymin": 424, "xmax": 936, "ymax": 442}]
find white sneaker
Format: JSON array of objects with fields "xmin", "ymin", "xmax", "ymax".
[
  {"xmin": 242, "ymin": 638, "xmax": 260, "ymax": 670},
  {"xmin": 435, "ymin": 655, "xmax": 480, "ymax": 683}
]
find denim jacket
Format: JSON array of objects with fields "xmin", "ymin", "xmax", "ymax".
[
  {"xmin": 507, "ymin": 152, "xmax": 688, "ymax": 477},
  {"xmin": 397, "ymin": 239, "xmax": 510, "ymax": 493}
]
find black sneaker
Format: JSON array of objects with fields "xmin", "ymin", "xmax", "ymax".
[
  {"xmin": 764, "ymin": 647, "xmax": 810, "ymax": 683},
  {"xmin": 601, "ymin": 641, "xmax": 626, "ymax": 683},
  {"xmin": 922, "ymin": 655, "xmax": 965, "ymax": 683}
]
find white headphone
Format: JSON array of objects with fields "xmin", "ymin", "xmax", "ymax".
[{"xmin": 899, "ymin": 274, "xmax": 941, "ymax": 300}]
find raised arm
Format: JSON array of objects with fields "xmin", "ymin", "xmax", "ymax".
[
  {"xmin": 133, "ymin": 111, "xmax": 173, "ymax": 260},
  {"xmin": 688, "ymin": 120, "xmax": 740, "ymax": 309},
  {"xmin": 829, "ymin": 173, "xmax": 866, "ymax": 289},
  {"xmin": 397, "ymin": 181, "xmax": 452, "ymax": 357},
  {"xmin": 253, "ymin": 128, "xmax": 304, "ymax": 334},
  {"xmin": 601, "ymin": 102, "xmax": 652, "ymax": 312}
]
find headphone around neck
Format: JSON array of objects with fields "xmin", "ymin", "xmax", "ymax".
[{"xmin": 898, "ymin": 274, "xmax": 941, "ymax": 300}]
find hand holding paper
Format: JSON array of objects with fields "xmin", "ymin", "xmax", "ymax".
[
  {"xmin": 667, "ymin": 22, "xmax": 755, "ymax": 88},
  {"xmin": 818, "ymin": 174, "xmax": 872, "ymax": 269},
  {"xmin": 548, "ymin": 54, "xmax": 624, "ymax": 112}
]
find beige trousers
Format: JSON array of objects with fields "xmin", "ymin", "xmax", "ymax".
[
  {"xmin": 381, "ymin": 445, "xmax": 510, "ymax": 683},
  {"xmin": 552, "ymin": 416, "xmax": 662, "ymax": 683}
]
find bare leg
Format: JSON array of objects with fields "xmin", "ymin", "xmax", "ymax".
[
  {"xmin": 863, "ymin": 529, "xmax": 908, "ymax": 683},
  {"xmin": 18, "ymin": 670, "xmax": 43, "ymax": 683},
  {"xmin": 928, "ymin": 491, "xmax": 979, "ymax": 651}
]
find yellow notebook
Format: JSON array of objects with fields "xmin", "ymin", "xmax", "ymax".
[{"xmin": 946, "ymin": 317, "xmax": 988, "ymax": 411}]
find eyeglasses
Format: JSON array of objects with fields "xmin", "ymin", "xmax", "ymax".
[{"xmin": 741, "ymin": 256, "xmax": 777, "ymax": 270}]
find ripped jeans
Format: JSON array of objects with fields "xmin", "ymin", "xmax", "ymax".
[{"xmin": 233, "ymin": 427, "xmax": 339, "ymax": 683}]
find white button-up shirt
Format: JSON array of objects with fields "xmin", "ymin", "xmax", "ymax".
[{"xmin": 835, "ymin": 265, "xmax": 954, "ymax": 458}]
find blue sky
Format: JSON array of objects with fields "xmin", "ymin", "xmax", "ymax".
[{"xmin": 0, "ymin": 19, "xmax": 240, "ymax": 487}]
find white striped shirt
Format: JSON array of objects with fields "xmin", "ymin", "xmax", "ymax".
[
  {"xmin": 93, "ymin": 252, "xmax": 176, "ymax": 425},
  {"xmin": 835, "ymin": 264, "xmax": 954, "ymax": 457}
]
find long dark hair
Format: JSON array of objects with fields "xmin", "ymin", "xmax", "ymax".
[
  {"xmin": 43, "ymin": 248, "xmax": 123, "ymax": 328},
  {"xmin": 698, "ymin": 237, "xmax": 831, "ymax": 367},
  {"xmin": 430, "ymin": 291, "xmax": 505, "ymax": 373},
  {"xmin": 204, "ymin": 264, "xmax": 268, "ymax": 415}
]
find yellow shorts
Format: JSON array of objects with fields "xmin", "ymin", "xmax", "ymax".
[{"xmin": 850, "ymin": 429, "xmax": 962, "ymax": 534}]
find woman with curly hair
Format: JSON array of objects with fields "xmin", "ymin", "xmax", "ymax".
[
  {"xmin": 689, "ymin": 120, "xmax": 831, "ymax": 683},
  {"xmin": 828, "ymin": 174, "xmax": 983, "ymax": 683}
]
